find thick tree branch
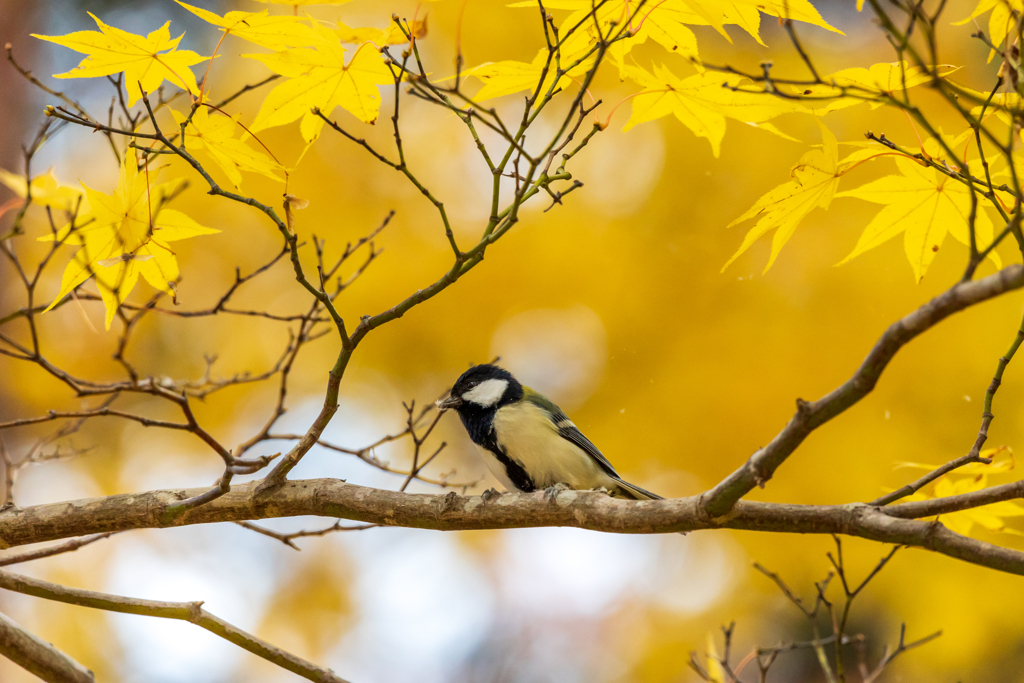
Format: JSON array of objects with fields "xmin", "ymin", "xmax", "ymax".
[
  {"xmin": 699, "ymin": 264, "xmax": 1024, "ymax": 518},
  {"xmin": 0, "ymin": 611, "xmax": 93, "ymax": 683},
  {"xmin": 0, "ymin": 480, "xmax": 1022, "ymax": 575},
  {"xmin": 0, "ymin": 569, "xmax": 348, "ymax": 683}
]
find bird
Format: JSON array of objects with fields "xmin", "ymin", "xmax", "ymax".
[{"xmin": 436, "ymin": 364, "xmax": 661, "ymax": 500}]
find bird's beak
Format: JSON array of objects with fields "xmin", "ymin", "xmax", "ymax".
[{"xmin": 436, "ymin": 394, "xmax": 463, "ymax": 412}]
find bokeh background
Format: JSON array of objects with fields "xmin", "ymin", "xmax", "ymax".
[{"xmin": 1, "ymin": 0, "xmax": 1023, "ymax": 681}]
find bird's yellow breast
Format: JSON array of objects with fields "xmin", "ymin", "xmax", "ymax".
[{"xmin": 491, "ymin": 401, "xmax": 615, "ymax": 491}]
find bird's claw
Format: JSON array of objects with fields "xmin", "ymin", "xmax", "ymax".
[
  {"xmin": 481, "ymin": 487, "xmax": 502, "ymax": 503},
  {"xmin": 544, "ymin": 482, "xmax": 571, "ymax": 503}
]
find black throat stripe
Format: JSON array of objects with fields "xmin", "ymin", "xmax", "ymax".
[
  {"xmin": 484, "ymin": 443, "xmax": 535, "ymax": 492},
  {"xmin": 458, "ymin": 407, "xmax": 536, "ymax": 492}
]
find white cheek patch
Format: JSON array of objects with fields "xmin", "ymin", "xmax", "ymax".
[{"xmin": 463, "ymin": 379, "xmax": 508, "ymax": 407}]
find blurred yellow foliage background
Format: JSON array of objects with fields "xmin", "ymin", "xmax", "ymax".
[{"xmin": 1, "ymin": 0, "xmax": 1024, "ymax": 681}]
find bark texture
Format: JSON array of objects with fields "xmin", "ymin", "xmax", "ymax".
[{"xmin": 0, "ymin": 479, "xmax": 1021, "ymax": 575}]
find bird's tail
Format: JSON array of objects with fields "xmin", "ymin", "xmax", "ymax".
[{"xmin": 612, "ymin": 477, "xmax": 662, "ymax": 501}]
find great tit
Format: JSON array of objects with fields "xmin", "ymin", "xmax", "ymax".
[{"xmin": 436, "ymin": 364, "xmax": 661, "ymax": 500}]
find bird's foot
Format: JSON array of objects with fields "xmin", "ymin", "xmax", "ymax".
[
  {"xmin": 544, "ymin": 482, "xmax": 572, "ymax": 503},
  {"xmin": 481, "ymin": 487, "xmax": 502, "ymax": 503}
]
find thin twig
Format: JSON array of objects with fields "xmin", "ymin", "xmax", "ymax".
[{"xmin": 0, "ymin": 568, "xmax": 351, "ymax": 683}]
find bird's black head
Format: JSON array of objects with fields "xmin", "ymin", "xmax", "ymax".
[{"xmin": 436, "ymin": 364, "xmax": 523, "ymax": 416}]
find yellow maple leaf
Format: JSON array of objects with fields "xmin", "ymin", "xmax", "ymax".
[
  {"xmin": 559, "ymin": 1, "xmax": 704, "ymax": 62},
  {"xmin": 677, "ymin": 0, "xmax": 762, "ymax": 43},
  {"xmin": 468, "ymin": 49, "xmax": 589, "ymax": 102},
  {"xmin": 622, "ymin": 64, "xmax": 805, "ymax": 157},
  {"xmin": 611, "ymin": 1, "xmax": 702, "ymax": 62},
  {"xmin": 170, "ymin": 107, "xmax": 284, "ymax": 188},
  {"xmin": 723, "ymin": 123, "xmax": 869, "ymax": 272},
  {"xmin": 33, "ymin": 14, "xmax": 209, "ymax": 106},
  {"xmin": 0, "ymin": 168, "xmax": 85, "ymax": 213},
  {"xmin": 335, "ymin": 19, "xmax": 428, "ymax": 46},
  {"xmin": 798, "ymin": 62, "xmax": 959, "ymax": 114},
  {"xmin": 737, "ymin": 0, "xmax": 841, "ymax": 34},
  {"xmin": 954, "ymin": 0, "xmax": 1021, "ymax": 62},
  {"xmin": 512, "ymin": 0, "xmax": 840, "ymax": 60},
  {"xmin": 835, "ymin": 135, "xmax": 1001, "ymax": 282},
  {"xmin": 174, "ymin": 1, "xmax": 320, "ymax": 51},
  {"xmin": 672, "ymin": 0, "xmax": 842, "ymax": 44},
  {"xmin": 246, "ymin": 25, "xmax": 393, "ymax": 143},
  {"xmin": 252, "ymin": 0, "xmax": 356, "ymax": 4},
  {"xmin": 39, "ymin": 154, "xmax": 218, "ymax": 329}
]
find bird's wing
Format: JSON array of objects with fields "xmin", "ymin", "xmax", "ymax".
[{"xmin": 522, "ymin": 386, "xmax": 620, "ymax": 479}]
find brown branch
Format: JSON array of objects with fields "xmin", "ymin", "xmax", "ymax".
[
  {"xmin": 0, "ymin": 440, "xmax": 13, "ymax": 509},
  {"xmin": 0, "ymin": 533, "xmax": 115, "ymax": 567},
  {"xmin": 41, "ymin": 12, "xmax": 607, "ymax": 503},
  {"xmin": 214, "ymin": 74, "xmax": 280, "ymax": 108},
  {"xmin": 267, "ymin": 388, "xmax": 479, "ymax": 490},
  {"xmin": 886, "ymin": 479, "xmax": 1024, "ymax": 518},
  {"xmin": 0, "ymin": 611, "xmax": 94, "ymax": 683},
  {"xmin": 739, "ymin": 538, "xmax": 933, "ymax": 682},
  {"xmin": 235, "ymin": 519, "xmax": 378, "ymax": 551},
  {"xmin": 73, "ymin": 293, "xmax": 326, "ymax": 323},
  {"xmin": 753, "ymin": 562, "xmax": 830, "ymax": 618},
  {"xmin": 5, "ymin": 44, "xmax": 91, "ymax": 121},
  {"xmin": 869, "ymin": 452, "xmax": 992, "ymax": 507},
  {"xmin": 782, "ymin": 19, "xmax": 822, "ymax": 83},
  {"xmin": 0, "ymin": 408, "xmax": 190, "ymax": 432},
  {"xmin": 233, "ymin": 521, "xmax": 300, "ymax": 550},
  {"xmin": 0, "ymin": 569, "xmax": 350, "ymax": 683},
  {"xmin": 72, "ymin": 246, "xmax": 298, "ymax": 323},
  {"xmin": 699, "ymin": 264, "xmax": 1024, "ymax": 519},
  {"xmin": 1, "ymin": 481, "xmax": 1024, "ymax": 575},
  {"xmin": 231, "ymin": 216, "xmax": 390, "ymax": 463},
  {"xmin": 282, "ymin": 520, "xmax": 378, "ymax": 542},
  {"xmin": 315, "ymin": 110, "xmax": 398, "ymax": 169},
  {"xmin": 863, "ymin": 624, "xmax": 942, "ymax": 683}
]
